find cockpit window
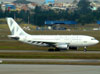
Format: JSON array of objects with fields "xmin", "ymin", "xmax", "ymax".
[{"xmin": 91, "ymin": 38, "xmax": 96, "ymax": 40}]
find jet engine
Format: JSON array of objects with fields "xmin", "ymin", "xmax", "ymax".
[{"xmin": 56, "ymin": 44, "xmax": 68, "ymax": 49}]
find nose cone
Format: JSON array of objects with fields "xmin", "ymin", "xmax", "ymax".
[
  {"xmin": 96, "ymin": 40, "xmax": 99, "ymax": 44},
  {"xmin": 90, "ymin": 40, "xmax": 99, "ymax": 46},
  {"xmin": 94, "ymin": 40, "xmax": 99, "ymax": 44}
]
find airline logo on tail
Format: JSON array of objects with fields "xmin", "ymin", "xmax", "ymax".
[
  {"xmin": 10, "ymin": 19, "xmax": 15, "ymax": 35},
  {"xmin": 7, "ymin": 18, "xmax": 28, "ymax": 36}
]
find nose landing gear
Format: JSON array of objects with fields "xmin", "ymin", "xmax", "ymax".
[{"xmin": 84, "ymin": 47, "xmax": 87, "ymax": 52}]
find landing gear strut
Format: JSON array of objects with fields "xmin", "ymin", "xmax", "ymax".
[{"xmin": 84, "ymin": 47, "xmax": 87, "ymax": 52}]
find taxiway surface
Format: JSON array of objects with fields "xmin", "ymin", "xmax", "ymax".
[
  {"xmin": 1, "ymin": 59, "xmax": 100, "ymax": 63},
  {"xmin": 0, "ymin": 64, "xmax": 100, "ymax": 74},
  {"xmin": 0, "ymin": 50, "xmax": 100, "ymax": 53}
]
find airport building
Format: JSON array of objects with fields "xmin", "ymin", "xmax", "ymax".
[
  {"xmin": 5, "ymin": 4, "xmax": 16, "ymax": 11},
  {"xmin": 45, "ymin": 21, "xmax": 77, "ymax": 30},
  {"xmin": 45, "ymin": 21, "xmax": 77, "ymax": 25},
  {"xmin": 45, "ymin": 0, "xmax": 55, "ymax": 4},
  {"xmin": 1, "ymin": 3, "xmax": 16, "ymax": 11},
  {"xmin": 97, "ymin": 21, "xmax": 100, "ymax": 25}
]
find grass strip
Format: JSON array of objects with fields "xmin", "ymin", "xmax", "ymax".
[
  {"xmin": 2, "ymin": 61, "xmax": 100, "ymax": 65},
  {"xmin": 0, "ymin": 52, "xmax": 100, "ymax": 59}
]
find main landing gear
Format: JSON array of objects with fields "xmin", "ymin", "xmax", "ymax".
[
  {"xmin": 84, "ymin": 46, "xmax": 87, "ymax": 52},
  {"xmin": 48, "ymin": 48, "xmax": 55, "ymax": 52},
  {"xmin": 48, "ymin": 48, "xmax": 60, "ymax": 52}
]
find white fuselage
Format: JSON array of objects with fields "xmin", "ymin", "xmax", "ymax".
[
  {"xmin": 19, "ymin": 35, "xmax": 99, "ymax": 47},
  {"xmin": 7, "ymin": 18, "xmax": 99, "ymax": 50}
]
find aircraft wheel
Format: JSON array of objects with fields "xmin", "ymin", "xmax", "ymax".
[
  {"xmin": 48, "ymin": 49, "xmax": 55, "ymax": 52},
  {"xmin": 55, "ymin": 48, "xmax": 60, "ymax": 51}
]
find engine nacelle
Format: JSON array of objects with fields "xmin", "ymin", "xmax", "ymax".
[{"xmin": 56, "ymin": 44, "xmax": 68, "ymax": 49}]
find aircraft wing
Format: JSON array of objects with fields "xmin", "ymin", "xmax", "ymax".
[
  {"xmin": 31, "ymin": 41, "xmax": 69, "ymax": 48},
  {"xmin": 31, "ymin": 41, "xmax": 56, "ymax": 47}
]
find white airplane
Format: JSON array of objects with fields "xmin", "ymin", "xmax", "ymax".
[{"xmin": 7, "ymin": 18, "xmax": 99, "ymax": 51}]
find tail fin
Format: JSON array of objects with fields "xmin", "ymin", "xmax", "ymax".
[{"xmin": 7, "ymin": 18, "xmax": 28, "ymax": 36}]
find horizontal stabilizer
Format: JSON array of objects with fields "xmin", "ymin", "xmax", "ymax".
[{"xmin": 8, "ymin": 35, "xmax": 19, "ymax": 40}]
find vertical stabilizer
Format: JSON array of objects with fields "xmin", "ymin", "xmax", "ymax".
[{"xmin": 7, "ymin": 18, "xmax": 28, "ymax": 36}]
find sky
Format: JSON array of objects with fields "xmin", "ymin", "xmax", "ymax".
[{"xmin": 0, "ymin": 0, "xmax": 98, "ymax": 4}]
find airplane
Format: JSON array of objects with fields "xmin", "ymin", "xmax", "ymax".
[{"xmin": 6, "ymin": 18, "xmax": 99, "ymax": 52}]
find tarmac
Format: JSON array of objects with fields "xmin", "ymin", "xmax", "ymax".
[
  {"xmin": 0, "ymin": 64, "xmax": 100, "ymax": 74},
  {"xmin": 1, "ymin": 58, "xmax": 100, "ymax": 63},
  {"xmin": 0, "ymin": 50, "xmax": 100, "ymax": 53}
]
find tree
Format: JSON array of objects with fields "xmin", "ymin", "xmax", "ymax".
[
  {"xmin": 77, "ymin": 0, "xmax": 91, "ymax": 14},
  {"xmin": 77, "ymin": 0, "xmax": 92, "ymax": 25},
  {"xmin": 73, "ymin": 0, "xmax": 78, "ymax": 4}
]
